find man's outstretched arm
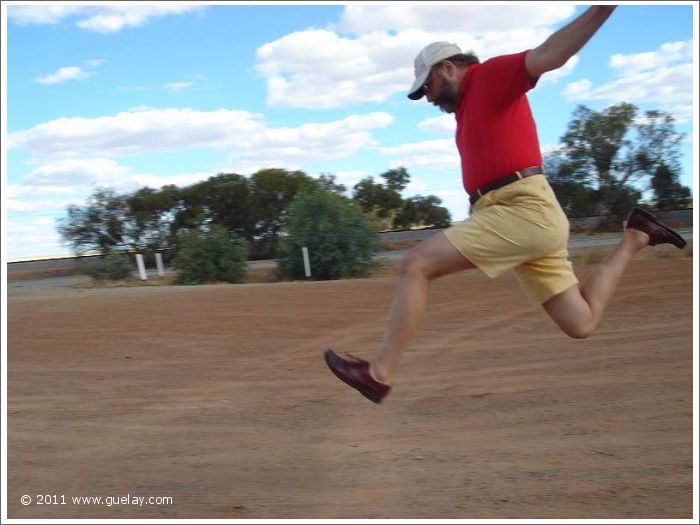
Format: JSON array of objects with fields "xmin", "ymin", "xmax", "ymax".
[{"xmin": 525, "ymin": 5, "xmax": 617, "ymax": 78}]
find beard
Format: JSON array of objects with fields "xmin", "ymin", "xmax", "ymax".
[{"xmin": 432, "ymin": 72, "xmax": 460, "ymax": 114}]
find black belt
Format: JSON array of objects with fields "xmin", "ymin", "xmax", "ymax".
[{"xmin": 469, "ymin": 166, "xmax": 544, "ymax": 205}]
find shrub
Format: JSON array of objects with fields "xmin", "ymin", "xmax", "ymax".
[
  {"xmin": 278, "ymin": 188, "xmax": 379, "ymax": 280},
  {"xmin": 88, "ymin": 253, "xmax": 133, "ymax": 281},
  {"xmin": 173, "ymin": 225, "xmax": 248, "ymax": 285}
]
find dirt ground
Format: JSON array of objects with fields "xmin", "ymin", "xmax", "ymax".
[{"xmin": 6, "ymin": 256, "xmax": 694, "ymax": 519}]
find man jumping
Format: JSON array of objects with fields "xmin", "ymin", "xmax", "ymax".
[{"xmin": 324, "ymin": 5, "xmax": 687, "ymax": 403}]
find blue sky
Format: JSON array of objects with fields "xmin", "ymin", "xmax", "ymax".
[{"xmin": 2, "ymin": 2, "xmax": 696, "ymax": 260}]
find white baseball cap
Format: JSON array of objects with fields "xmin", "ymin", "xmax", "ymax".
[{"xmin": 407, "ymin": 41, "xmax": 462, "ymax": 100}]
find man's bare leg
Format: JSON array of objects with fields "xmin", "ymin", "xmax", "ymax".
[
  {"xmin": 370, "ymin": 232, "xmax": 476, "ymax": 384},
  {"xmin": 543, "ymin": 228, "xmax": 649, "ymax": 338}
]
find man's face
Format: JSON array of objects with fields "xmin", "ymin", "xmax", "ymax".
[{"xmin": 424, "ymin": 64, "xmax": 460, "ymax": 114}]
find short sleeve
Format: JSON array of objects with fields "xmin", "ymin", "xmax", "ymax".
[{"xmin": 473, "ymin": 50, "xmax": 539, "ymax": 107}]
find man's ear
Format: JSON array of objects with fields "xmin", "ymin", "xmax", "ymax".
[{"xmin": 440, "ymin": 60, "xmax": 460, "ymax": 80}]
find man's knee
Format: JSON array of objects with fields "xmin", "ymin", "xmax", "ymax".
[
  {"xmin": 543, "ymin": 287, "xmax": 596, "ymax": 339},
  {"xmin": 400, "ymin": 246, "xmax": 429, "ymax": 278},
  {"xmin": 562, "ymin": 321, "xmax": 594, "ymax": 340}
]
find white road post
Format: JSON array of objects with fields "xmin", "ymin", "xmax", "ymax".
[
  {"xmin": 135, "ymin": 253, "xmax": 148, "ymax": 280},
  {"xmin": 302, "ymin": 247, "xmax": 311, "ymax": 278},
  {"xmin": 155, "ymin": 252, "xmax": 165, "ymax": 277}
]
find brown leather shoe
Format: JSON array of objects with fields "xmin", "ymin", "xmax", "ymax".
[
  {"xmin": 324, "ymin": 349, "xmax": 390, "ymax": 403},
  {"xmin": 626, "ymin": 207, "xmax": 687, "ymax": 249}
]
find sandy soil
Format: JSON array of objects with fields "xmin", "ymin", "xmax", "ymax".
[{"xmin": 6, "ymin": 257, "xmax": 694, "ymax": 519}]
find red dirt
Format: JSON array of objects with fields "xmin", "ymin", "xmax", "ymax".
[{"xmin": 7, "ymin": 258, "xmax": 694, "ymax": 519}]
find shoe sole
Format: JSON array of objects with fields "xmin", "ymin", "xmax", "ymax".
[
  {"xmin": 632, "ymin": 207, "xmax": 687, "ymax": 249},
  {"xmin": 324, "ymin": 351, "xmax": 384, "ymax": 404}
]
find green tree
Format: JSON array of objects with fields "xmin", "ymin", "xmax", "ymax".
[
  {"xmin": 544, "ymin": 151, "xmax": 598, "ymax": 218},
  {"xmin": 126, "ymin": 185, "xmax": 179, "ymax": 255},
  {"xmin": 651, "ymin": 163, "xmax": 691, "ymax": 211},
  {"xmin": 169, "ymin": 173, "xmax": 253, "ymax": 241},
  {"xmin": 353, "ymin": 167, "xmax": 452, "ymax": 231},
  {"xmin": 393, "ymin": 195, "xmax": 452, "ymax": 229},
  {"xmin": 87, "ymin": 253, "xmax": 134, "ymax": 281},
  {"xmin": 199, "ymin": 173, "xmax": 254, "ymax": 238},
  {"xmin": 352, "ymin": 177, "xmax": 403, "ymax": 228},
  {"xmin": 278, "ymin": 188, "xmax": 379, "ymax": 280},
  {"xmin": 172, "ymin": 225, "xmax": 248, "ymax": 285},
  {"xmin": 170, "ymin": 180, "xmax": 208, "ymax": 237},
  {"xmin": 352, "ymin": 167, "xmax": 413, "ymax": 217},
  {"xmin": 57, "ymin": 188, "xmax": 130, "ymax": 255},
  {"xmin": 382, "ymin": 167, "xmax": 411, "ymax": 192},
  {"xmin": 634, "ymin": 110, "xmax": 684, "ymax": 174},
  {"xmin": 633, "ymin": 110, "xmax": 689, "ymax": 209},
  {"xmin": 249, "ymin": 168, "xmax": 315, "ymax": 245},
  {"xmin": 554, "ymin": 103, "xmax": 690, "ymax": 227},
  {"xmin": 315, "ymin": 173, "xmax": 347, "ymax": 195},
  {"xmin": 560, "ymin": 103, "xmax": 639, "ymax": 223}
]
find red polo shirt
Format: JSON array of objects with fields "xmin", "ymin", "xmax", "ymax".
[{"xmin": 455, "ymin": 50, "xmax": 542, "ymax": 196}]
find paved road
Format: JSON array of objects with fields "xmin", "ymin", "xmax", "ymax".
[
  {"xmin": 568, "ymin": 229, "xmax": 693, "ymax": 249},
  {"xmin": 8, "ymin": 229, "xmax": 693, "ymax": 290},
  {"xmin": 250, "ymin": 228, "xmax": 694, "ymax": 267}
]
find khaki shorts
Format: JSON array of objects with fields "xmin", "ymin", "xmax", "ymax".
[{"xmin": 444, "ymin": 175, "xmax": 579, "ymax": 304}]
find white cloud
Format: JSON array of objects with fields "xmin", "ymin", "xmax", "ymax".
[
  {"xmin": 256, "ymin": 4, "xmax": 576, "ymax": 109},
  {"xmin": 7, "ymin": 109, "xmax": 396, "ymax": 255},
  {"xmin": 36, "ymin": 66, "xmax": 88, "ymax": 85},
  {"xmin": 163, "ymin": 81, "xmax": 194, "ymax": 92},
  {"xmin": 540, "ymin": 143, "xmax": 563, "ymax": 157},
  {"xmin": 6, "ymin": 182, "xmax": 88, "ymax": 256},
  {"xmin": 378, "ymin": 137, "xmax": 471, "ymax": 220},
  {"xmin": 224, "ymin": 113, "xmax": 395, "ymax": 174},
  {"xmin": 430, "ymin": 188, "xmax": 470, "ymax": 220},
  {"xmin": 16, "ymin": 159, "xmax": 231, "ymax": 200},
  {"xmin": 381, "ymin": 139, "xmax": 459, "ymax": 171},
  {"xmin": 609, "ymin": 40, "xmax": 692, "ymax": 73},
  {"xmin": 132, "ymin": 172, "xmax": 213, "ymax": 189},
  {"xmin": 35, "ymin": 58, "xmax": 104, "ymax": 85},
  {"xmin": 9, "ymin": 158, "xmax": 218, "ymax": 228},
  {"xmin": 21, "ymin": 158, "xmax": 133, "ymax": 188},
  {"xmin": 333, "ymin": 4, "xmax": 575, "ymax": 34},
  {"xmin": 563, "ymin": 40, "xmax": 693, "ymax": 122},
  {"xmin": 565, "ymin": 65, "xmax": 692, "ymax": 122},
  {"xmin": 7, "ymin": 160, "xmax": 217, "ymax": 258},
  {"xmin": 84, "ymin": 58, "xmax": 105, "ymax": 68},
  {"xmin": 418, "ymin": 115, "xmax": 455, "ymax": 134},
  {"xmin": 9, "ymin": 108, "xmax": 394, "ymax": 167},
  {"xmin": 9, "ymin": 108, "xmax": 267, "ymax": 158},
  {"xmin": 120, "ymin": 74, "xmax": 209, "ymax": 94},
  {"xmin": 6, "ymin": 196, "xmax": 77, "ymax": 214},
  {"xmin": 538, "ymin": 55, "xmax": 579, "ymax": 86},
  {"xmin": 10, "ymin": 217, "xmax": 56, "ymax": 230},
  {"xmin": 404, "ymin": 178, "xmax": 428, "ymax": 195},
  {"xmin": 563, "ymin": 79, "xmax": 593, "ymax": 100},
  {"xmin": 256, "ymin": 29, "xmax": 412, "ymax": 108},
  {"xmin": 328, "ymin": 170, "xmax": 373, "ymax": 191},
  {"xmin": 244, "ymin": 112, "xmax": 394, "ymax": 159},
  {"xmin": 7, "ymin": 216, "xmax": 70, "ymax": 259},
  {"xmin": 8, "ymin": 5, "xmax": 86, "ymax": 25},
  {"xmin": 9, "ymin": 5, "xmax": 202, "ymax": 33},
  {"xmin": 4, "ymin": 103, "xmax": 389, "ymax": 258}
]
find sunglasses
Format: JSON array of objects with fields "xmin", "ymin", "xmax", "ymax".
[{"xmin": 422, "ymin": 62, "xmax": 444, "ymax": 95}]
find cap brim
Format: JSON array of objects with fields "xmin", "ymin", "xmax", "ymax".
[
  {"xmin": 407, "ymin": 68, "xmax": 430, "ymax": 100},
  {"xmin": 407, "ymin": 88, "xmax": 424, "ymax": 100}
]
